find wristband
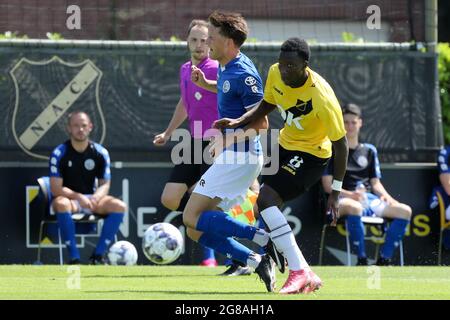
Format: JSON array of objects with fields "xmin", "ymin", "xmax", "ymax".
[{"xmin": 331, "ymin": 179, "xmax": 343, "ymax": 192}]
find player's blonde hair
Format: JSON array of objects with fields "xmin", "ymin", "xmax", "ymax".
[{"xmin": 187, "ymin": 19, "xmax": 208, "ymax": 37}]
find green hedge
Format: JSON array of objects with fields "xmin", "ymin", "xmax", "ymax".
[{"xmin": 439, "ymin": 43, "xmax": 450, "ymax": 144}]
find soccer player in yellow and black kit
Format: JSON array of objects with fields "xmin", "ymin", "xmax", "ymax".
[{"xmin": 214, "ymin": 38, "xmax": 348, "ymax": 294}]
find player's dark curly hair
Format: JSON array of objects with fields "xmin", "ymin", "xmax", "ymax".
[
  {"xmin": 208, "ymin": 11, "xmax": 248, "ymax": 47},
  {"xmin": 280, "ymin": 38, "xmax": 310, "ymax": 62}
]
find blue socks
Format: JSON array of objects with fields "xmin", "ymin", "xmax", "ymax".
[
  {"xmin": 57, "ymin": 212, "xmax": 124, "ymax": 259},
  {"xmin": 202, "ymin": 246, "xmax": 216, "ymax": 260},
  {"xmin": 198, "ymin": 232, "xmax": 252, "ymax": 264},
  {"xmin": 381, "ymin": 218, "xmax": 409, "ymax": 259},
  {"xmin": 346, "ymin": 215, "xmax": 366, "ymax": 258},
  {"xmin": 95, "ymin": 213, "xmax": 124, "ymax": 256},
  {"xmin": 256, "ymin": 218, "xmax": 267, "ymax": 255},
  {"xmin": 56, "ymin": 212, "xmax": 80, "ymax": 260},
  {"xmin": 196, "ymin": 210, "xmax": 257, "ymax": 240}
]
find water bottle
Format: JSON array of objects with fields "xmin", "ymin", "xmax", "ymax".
[{"xmin": 356, "ymin": 182, "xmax": 369, "ymax": 209}]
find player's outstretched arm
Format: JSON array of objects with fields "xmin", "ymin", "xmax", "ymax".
[
  {"xmin": 153, "ymin": 98, "xmax": 187, "ymax": 146},
  {"xmin": 213, "ymin": 99, "xmax": 276, "ymax": 130},
  {"xmin": 327, "ymin": 136, "xmax": 349, "ymax": 226},
  {"xmin": 322, "ymin": 175, "xmax": 364, "ymax": 202},
  {"xmin": 209, "ymin": 105, "xmax": 271, "ymax": 159}
]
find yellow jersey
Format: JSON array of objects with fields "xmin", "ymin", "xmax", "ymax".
[{"xmin": 264, "ymin": 64, "xmax": 346, "ymax": 158}]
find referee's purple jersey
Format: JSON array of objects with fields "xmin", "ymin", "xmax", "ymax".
[{"xmin": 180, "ymin": 57, "xmax": 219, "ymax": 138}]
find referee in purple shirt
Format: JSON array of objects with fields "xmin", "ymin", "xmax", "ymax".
[{"xmin": 153, "ymin": 20, "xmax": 220, "ymax": 267}]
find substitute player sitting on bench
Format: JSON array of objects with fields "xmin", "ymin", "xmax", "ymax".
[
  {"xmin": 322, "ymin": 103, "xmax": 411, "ymax": 266},
  {"xmin": 49, "ymin": 111, "xmax": 126, "ymax": 265}
]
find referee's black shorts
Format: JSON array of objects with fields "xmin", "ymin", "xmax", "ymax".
[
  {"xmin": 168, "ymin": 138, "xmax": 211, "ymax": 188},
  {"xmin": 261, "ymin": 145, "xmax": 329, "ymax": 202}
]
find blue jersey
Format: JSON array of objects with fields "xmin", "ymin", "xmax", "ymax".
[
  {"xmin": 325, "ymin": 143, "xmax": 381, "ymax": 192},
  {"xmin": 438, "ymin": 146, "xmax": 450, "ymax": 174},
  {"xmin": 49, "ymin": 140, "xmax": 111, "ymax": 194},
  {"xmin": 217, "ymin": 53, "xmax": 264, "ymax": 152},
  {"xmin": 432, "ymin": 146, "xmax": 450, "ymax": 210}
]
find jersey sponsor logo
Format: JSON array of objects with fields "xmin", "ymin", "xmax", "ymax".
[
  {"xmin": 244, "ymin": 76, "xmax": 257, "ymax": 86},
  {"xmin": 199, "ymin": 179, "xmax": 206, "ymax": 187},
  {"xmin": 277, "ymin": 99, "xmax": 313, "ymax": 130},
  {"xmin": 251, "ymin": 86, "xmax": 259, "ymax": 93},
  {"xmin": 84, "ymin": 159, "xmax": 95, "ymax": 170},
  {"xmin": 357, "ymin": 155, "xmax": 368, "ymax": 168},
  {"xmin": 10, "ymin": 56, "xmax": 106, "ymax": 159},
  {"xmin": 194, "ymin": 91, "xmax": 202, "ymax": 101},
  {"xmin": 222, "ymin": 80, "xmax": 230, "ymax": 93}
]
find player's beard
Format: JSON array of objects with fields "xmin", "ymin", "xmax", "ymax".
[
  {"xmin": 71, "ymin": 132, "xmax": 89, "ymax": 143},
  {"xmin": 192, "ymin": 51, "xmax": 207, "ymax": 63}
]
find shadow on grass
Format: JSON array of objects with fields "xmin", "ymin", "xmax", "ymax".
[
  {"xmin": 82, "ymin": 274, "xmax": 224, "ymax": 279},
  {"xmin": 84, "ymin": 290, "xmax": 267, "ymax": 295}
]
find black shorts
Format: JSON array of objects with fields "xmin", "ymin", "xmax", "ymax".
[
  {"xmin": 261, "ymin": 146, "xmax": 329, "ymax": 202},
  {"xmin": 168, "ymin": 138, "xmax": 212, "ymax": 188}
]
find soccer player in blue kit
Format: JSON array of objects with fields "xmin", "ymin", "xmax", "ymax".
[
  {"xmin": 49, "ymin": 111, "xmax": 126, "ymax": 264},
  {"xmin": 183, "ymin": 11, "xmax": 277, "ymax": 292},
  {"xmin": 322, "ymin": 104, "xmax": 411, "ymax": 266}
]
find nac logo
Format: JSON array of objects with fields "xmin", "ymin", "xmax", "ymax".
[
  {"xmin": 276, "ymin": 99, "xmax": 312, "ymax": 130},
  {"xmin": 277, "ymin": 105, "xmax": 304, "ymax": 130}
]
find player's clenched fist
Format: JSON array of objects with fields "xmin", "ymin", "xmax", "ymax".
[
  {"xmin": 191, "ymin": 65, "xmax": 207, "ymax": 86},
  {"xmin": 153, "ymin": 132, "xmax": 170, "ymax": 146}
]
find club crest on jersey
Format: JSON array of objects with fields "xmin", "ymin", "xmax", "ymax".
[
  {"xmin": 245, "ymin": 76, "xmax": 256, "ymax": 86},
  {"xmin": 293, "ymin": 99, "xmax": 313, "ymax": 115},
  {"xmin": 84, "ymin": 159, "xmax": 95, "ymax": 170},
  {"xmin": 222, "ymin": 80, "xmax": 230, "ymax": 93},
  {"xmin": 357, "ymin": 155, "xmax": 368, "ymax": 168},
  {"xmin": 10, "ymin": 56, "xmax": 106, "ymax": 160}
]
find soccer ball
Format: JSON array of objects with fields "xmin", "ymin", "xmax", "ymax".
[
  {"xmin": 142, "ymin": 222, "xmax": 183, "ymax": 265},
  {"xmin": 107, "ymin": 241, "xmax": 138, "ymax": 265}
]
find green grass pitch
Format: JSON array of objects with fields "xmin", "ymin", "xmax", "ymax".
[{"xmin": 1, "ymin": 265, "xmax": 449, "ymax": 300}]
